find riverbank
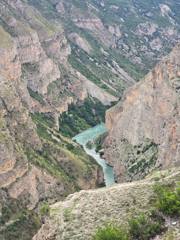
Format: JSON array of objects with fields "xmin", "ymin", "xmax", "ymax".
[{"xmin": 73, "ymin": 123, "xmax": 115, "ymax": 187}]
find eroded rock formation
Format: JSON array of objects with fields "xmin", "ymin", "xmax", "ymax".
[{"xmin": 0, "ymin": 0, "xmax": 106, "ymax": 213}]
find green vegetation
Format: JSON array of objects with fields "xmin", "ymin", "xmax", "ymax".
[
  {"xmin": 63, "ymin": 208, "xmax": 73, "ymax": 222},
  {"xmin": 26, "ymin": 0, "xmax": 180, "ymax": 96},
  {"xmin": 154, "ymin": 183, "xmax": 180, "ymax": 217},
  {"xmin": 30, "ymin": 112, "xmax": 99, "ymax": 191},
  {"xmin": 59, "ymin": 97, "xmax": 108, "ymax": 137},
  {"xmin": 40, "ymin": 202, "xmax": 50, "ymax": 217},
  {"xmin": 86, "ymin": 140, "xmax": 94, "ymax": 149},
  {"xmin": 93, "ymin": 211, "xmax": 165, "ymax": 240},
  {"xmin": 94, "ymin": 132, "xmax": 107, "ymax": 152},
  {"xmin": 69, "ymin": 45, "xmax": 122, "ymax": 96},
  {"xmin": 92, "ymin": 182, "xmax": 180, "ymax": 240},
  {"xmin": 23, "ymin": 62, "xmax": 39, "ymax": 72},
  {"xmin": 26, "ymin": 147, "xmax": 68, "ymax": 181},
  {"xmin": 31, "ymin": 113, "xmax": 54, "ymax": 141},
  {"xmin": 28, "ymin": 87, "xmax": 45, "ymax": 105},
  {"xmin": 126, "ymin": 140, "xmax": 158, "ymax": 179},
  {"xmin": 128, "ymin": 212, "xmax": 165, "ymax": 240},
  {"xmin": 31, "ymin": 112, "xmax": 54, "ymax": 129},
  {"xmin": 108, "ymin": 49, "xmax": 145, "ymax": 81},
  {"xmin": 93, "ymin": 224, "xmax": 129, "ymax": 240},
  {"xmin": 69, "ymin": 52, "xmax": 109, "ymax": 90},
  {"xmin": 0, "ymin": 196, "xmax": 41, "ymax": 240}
]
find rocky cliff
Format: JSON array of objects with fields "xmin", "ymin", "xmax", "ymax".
[
  {"xmin": 0, "ymin": 1, "xmax": 106, "ymax": 238},
  {"xmin": 0, "ymin": 20, "xmax": 102, "ymax": 205},
  {"xmin": 0, "ymin": 0, "xmax": 117, "ymax": 207},
  {"xmin": 104, "ymin": 44, "xmax": 180, "ymax": 182}
]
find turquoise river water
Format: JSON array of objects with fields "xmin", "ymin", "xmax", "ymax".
[{"xmin": 73, "ymin": 123, "xmax": 115, "ymax": 187}]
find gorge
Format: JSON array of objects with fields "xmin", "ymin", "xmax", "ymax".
[
  {"xmin": 73, "ymin": 123, "xmax": 115, "ymax": 187},
  {"xmin": 33, "ymin": 42, "xmax": 180, "ymax": 240},
  {"xmin": 0, "ymin": 0, "xmax": 180, "ymax": 239}
]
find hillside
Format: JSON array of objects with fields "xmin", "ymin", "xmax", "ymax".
[
  {"xmin": 19, "ymin": 0, "xmax": 180, "ymax": 96},
  {"xmin": 33, "ymin": 167, "xmax": 180, "ymax": 240}
]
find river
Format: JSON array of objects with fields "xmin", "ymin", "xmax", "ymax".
[{"xmin": 73, "ymin": 123, "xmax": 115, "ymax": 187}]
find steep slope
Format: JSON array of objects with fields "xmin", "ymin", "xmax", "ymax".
[
  {"xmin": 0, "ymin": 21, "xmax": 102, "ymax": 201},
  {"xmin": 0, "ymin": 1, "xmax": 104, "ymax": 238},
  {"xmin": 33, "ymin": 168, "xmax": 180, "ymax": 240},
  {"xmin": 104, "ymin": 44, "xmax": 180, "ymax": 182},
  {"xmin": 26, "ymin": 0, "xmax": 180, "ymax": 96}
]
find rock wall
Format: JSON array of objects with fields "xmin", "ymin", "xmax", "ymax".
[
  {"xmin": 0, "ymin": 26, "xmax": 40, "ymax": 189},
  {"xmin": 104, "ymin": 44, "xmax": 180, "ymax": 182},
  {"xmin": 0, "ymin": 0, "xmax": 105, "ymax": 213}
]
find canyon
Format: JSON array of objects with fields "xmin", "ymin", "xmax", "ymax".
[
  {"xmin": 0, "ymin": 0, "xmax": 180, "ymax": 239},
  {"xmin": 33, "ymin": 42, "xmax": 180, "ymax": 240}
]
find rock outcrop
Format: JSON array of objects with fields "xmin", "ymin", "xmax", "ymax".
[
  {"xmin": 33, "ymin": 168, "xmax": 180, "ymax": 240},
  {"xmin": 104, "ymin": 44, "xmax": 180, "ymax": 182}
]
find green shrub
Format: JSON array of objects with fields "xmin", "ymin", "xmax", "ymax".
[
  {"xmin": 128, "ymin": 212, "xmax": 165, "ymax": 240},
  {"xmin": 154, "ymin": 183, "xmax": 180, "ymax": 216},
  {"xmin": 92, "ymin": 211, "xmax": 165, "ymax": 240},
  {"xmin": 0, "ymin": 202, "xmax": 41, "ymax": 240},
  {"xmin": 86, "ymin": 141, "xmax": 93, "ymax": 149},
  {"xmin": 59, "ymin": 97, "xmax": 108, "ymax": 137},
  {"xmin": 93, "ymin": 224, "xmax": 129, "ymax": 240},
  {"xmin": 40, "ymin": 203, "xmax": 50, "ymax": 217}
]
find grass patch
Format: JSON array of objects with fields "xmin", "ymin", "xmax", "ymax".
[
  {"xmin": 39, "ymin": 202, "xmax": 50, "ymax": 217},
  {"xmin": 154, "ymin": 183, "xmax": 180, "ymax": 217},
  {"xmin": 93, "ymin": 211, "xmax": 165, "ymax": 240},
  {"xmin": 63, "ymin": 208, "xmax": 73, "ymax": 222},
  {"xmin": 128, "ymin": 212, "xmax": 165, "ymax": 240},
  {"xmin": 30, "ymin": 112, "xmax": 98, "ymax": 188},
  {"xmin": 93, "ymin": 223, "xmax": 129, "ymax": 240},
  {"xmin": 31, "ymin": 112, "xmax": 54, "ymax": 129}
]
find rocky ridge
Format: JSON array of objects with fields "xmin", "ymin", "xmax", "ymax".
[{"xmin": 33, "ymin": 167, "xmax": 180, "ymax": 240}]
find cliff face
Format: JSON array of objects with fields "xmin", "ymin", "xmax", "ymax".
[
  {"xmin": 0, "ymin": 26, "xmax": 40, "ymax": 189},
  {"xmin": 0, "ymin": 0, "xmax": 105, "ymax": 218},
  {"xmin": 0, "ymin": 0, "xmax": 116, "ymax": 118},
  {"xmin": 104, "ymin": 44, "xmax": 180, "ymax": 182}
]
